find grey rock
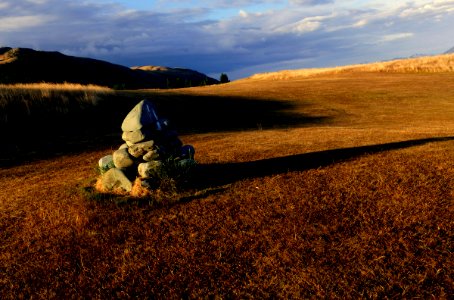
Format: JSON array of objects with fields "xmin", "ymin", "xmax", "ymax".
[
  {"xmin": 101, "ymin": 168, "xmax": 133, "ymax": 192},
  {"xmin": 138, "ymin": 161, "xmax": 163, "ymax": 179},
  {"xmin": 98, "ymin": 155, "xmax": 115, "ymax": 173},
  {"xmin": 121, "ymin": 100, "xmax": 160, "ymax": 132},
  {"xmin": 143, "ymin": 150, "xmax": 160, "ymax": 161},
  {"xmin": 178, "ymin": 158, "xmax": 197, "ymax": 170},
  {"xmin": 122, "ymin": 128, "xmax": 153, "ymax": 144},
  {"xmin": 140, "ymin": 179, "xmax": 153, "ymax": 189},
  {"xmin": 128, "ymin": 140, "xmax": 155, "ymax": 158},
  {"xmin": 113, "ymin": 148, "xmax": 135, "ymax": 168}
]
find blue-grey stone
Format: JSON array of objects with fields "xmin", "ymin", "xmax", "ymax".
[{"xmin": 121, "ymin": 100, "xmax": 160, "ymax": 132}]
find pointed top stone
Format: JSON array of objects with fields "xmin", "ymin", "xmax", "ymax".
[{"xmin": 121, "ymin": 99, "xmax": 160, "ymax": 132}]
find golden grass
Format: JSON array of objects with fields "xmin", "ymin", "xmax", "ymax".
[
  {"xmin": 248, "ymin": 53, "xmax": 454, "ymax": 80},
  {"xmin": 0, "ymin": 82, "xmax": 112, "ymax": 91},
  {"xmin": 0, "ymin": 83, "xmax": 113, "ymax": 125},
  {"xmin": 1, "ymin": 70, "xmax": 454, "ymax": 298}
]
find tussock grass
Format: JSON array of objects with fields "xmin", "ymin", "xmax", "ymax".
[
  {"xmin": 0, "ymin": 83, "xmax": 112, "ymax": 124},
  {"xmin": 0, "ymin": 82, "xmax": 112, "ymax": 91},
  {"xmin": 249, "ymin": 53, "xmax": 454, "ymax": 80},
  {"xmin": 0, "ymin": 82, "xmax": 117, "ymax": 165}
]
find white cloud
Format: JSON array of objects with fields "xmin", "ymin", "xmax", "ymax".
[
  {"xmin": 353, "ymin": 19, "xmax": 368, "ymax": 28},
  {"xmin": 274, "ymin": 14, "xmax": 333, "ymax": 34},
  {"xmin": 293, "ymin": 20, "xmax": 321, "ymax": 33},
  {"xmin": 289, "ymin": 0, "xmax": 334, "ymax": 5},
  {"xmin": 0, "ymin": 15, "xmax": 51, "ymax": 31},
  {"xmin": 239, "ymin": 9, "xmax": 248, "ymax": 18},
  {"xmin": 26, "ymin": 0, "xmax": 48, "ymax": 3},
  {"xmin": 400, "ymin": 0, "xmax": 454, "ymax": 17},
  {"xmin": 379, "ymin": 32, "xmax": 414, "ymax": 43}
]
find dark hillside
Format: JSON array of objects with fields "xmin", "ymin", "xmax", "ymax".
[
  {"xmin": 0, "ymin": 48, "xmax": 217, "ymax": 89},
  {"xmin": 0, "ymin": 47, "xmax": 11, "ymax": 55},
  {"xmin": 132, "ymin": 65, "xmax": 219, "ymax": 88}
]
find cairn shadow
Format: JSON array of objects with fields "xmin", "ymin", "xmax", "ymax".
[
  {"xmin": 189, "ymin": 136, "xmax": 454, "ymax": 189},
  {"xmin": 151, "ymin": 94, "xmax": 330, "ymax": 134}
]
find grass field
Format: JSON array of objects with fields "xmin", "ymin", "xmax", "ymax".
[
  {"xmin": 0, "ymin": 83, "xmax": 112, "ymax": 123},
  {"xmin": 1, "ymin": 59, "xmax": 453, "ymax": 298}
]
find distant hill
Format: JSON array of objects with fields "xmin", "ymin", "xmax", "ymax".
[
  {"xmin": 0, "ymin": 47, "xmax": 218, "ymax": 89},
  {"xmin": 131, "ymin": 65, "xmax": 219, "ymax": 88},
  {"xmin": 445, "ymin": 46, "xmax": 454, "ymax": 54}
]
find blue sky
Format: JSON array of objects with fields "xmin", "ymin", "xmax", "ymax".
[{"xmin": 1, "ymin": 0, "xmax": 454, "ymax": 79}]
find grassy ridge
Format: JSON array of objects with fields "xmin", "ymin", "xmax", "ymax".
[
  {"xmin": 1, "ymin": 66, "xmax": 454, "ymax": 297},
  {"xmin": 249, "ymin": 53, "xmax": 454, "ymax": 80}
]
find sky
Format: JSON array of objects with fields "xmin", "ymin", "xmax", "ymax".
[{"xmin": 1, "ymin": 0, "xmax": 454, "ymax": 79}]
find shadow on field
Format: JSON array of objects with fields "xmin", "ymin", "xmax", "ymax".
[
  {"xmin": 0, "ymin": 93, "xmax": 330, "ymax": 167},
  {"xmin": 190, "ymin": 136, "xmax": 454, "ymax": 189},
  {"xmin": 152, "ymin": 94, "xmax": 329, "ymax": 134}
]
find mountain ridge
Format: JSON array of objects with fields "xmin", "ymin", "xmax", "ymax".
[
  {"xmin": 445, "ymin": 46, "xmax": 454, "ymax": 54},
  {"xmin": 0, "ymin": 47, "xmax": 218, "ymax": 89}
]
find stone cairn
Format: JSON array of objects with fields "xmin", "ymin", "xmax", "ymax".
[{"xmin": 97, "ymin": 99, "xmax": 195, "ymax": 193}]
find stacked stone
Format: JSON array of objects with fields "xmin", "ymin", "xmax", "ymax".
[{"xmin": 98, "ymin": 99, "xmax": 195, "ymax": 193}]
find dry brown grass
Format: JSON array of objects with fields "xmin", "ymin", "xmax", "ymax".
[
  {"xmin": 0, "ymin": 82, "xmax": 112, "ymax": 91},
  {"xmin": 0, "ymin": 83, "xmax": 112, "ymax": 124},
  {"xmin": 248, "ymin": 53, "xmax": 454, "ymax": 80},
  {"xmin": 1, "ymin": 70, "xmax": 453, "ymax": 298}
]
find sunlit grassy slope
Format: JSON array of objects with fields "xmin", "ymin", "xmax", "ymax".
[
  {"xmin": 248, "ymin": 53, "xmax": 454, "ymax": 80},
  {"xmin": 1, "ymin": 56, "xmax": 453, "ymax": 298}
]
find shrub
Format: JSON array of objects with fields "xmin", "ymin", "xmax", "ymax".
[{"xmin": 219, "ymin": 73, "xmax": 230, "ymax": 83}]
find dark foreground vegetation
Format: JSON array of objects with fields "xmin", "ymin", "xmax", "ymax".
[{"xmin": 1, "ymin": 70, "xmax": 453, "ymax": 298}]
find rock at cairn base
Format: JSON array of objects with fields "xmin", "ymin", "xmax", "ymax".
[
  {"xmin": 138, "ymin": 161, "xmax": 163, "ymax": 179},
  {"xmin": 101, "ymin": 168, "xmax": 133, "ymax": 192},
  {"xmin": 98, "ymin": 155, "xmax": 115, "ymax": 173},
  {"xmin": 113, "ymin": 148, "xmax": 135, "ymax": 169},
  {"xmin": 98, "ymin": 99, "xmax": 196, "ymax": 194}
]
